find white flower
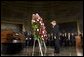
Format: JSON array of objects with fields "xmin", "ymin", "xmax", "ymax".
[
  {"xmin": 42, "ymin": 31, "xmax": 44, "ymax": 34},
  {"xmin": 37, "ymin": 19, "xmax": 39, "ymax": 21},
  {"xmin": 32, "ymin": 20, "xmax": 35, "ymax": 22},
  {"xmin": 39, "ymin": 21, "xmax": 42, "ymax": 24},
  {"xmin": 37, "ymin": 29, "xmax": 39, "ymax": 31},
  {"xmin": 41, "ymin": 35, "xmax": 43, "ymax": 38},
  {"xmin": 41, "ymin": 23, "xmax": 44, "ymax": 26}
]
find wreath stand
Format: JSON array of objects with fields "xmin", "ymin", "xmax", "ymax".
[{"xmin": 32, "ymin": 38, "xmax": 47, "ymax": 56}]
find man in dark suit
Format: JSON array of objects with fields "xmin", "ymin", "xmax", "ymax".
[{"xmin": 51, "ymin": 20, "xmax": 60, "ymax": 53}]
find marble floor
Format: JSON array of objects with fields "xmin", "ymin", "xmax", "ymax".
[{"xmin": 1, "ymin": 46, "xmax": 83, "ymax": 56}]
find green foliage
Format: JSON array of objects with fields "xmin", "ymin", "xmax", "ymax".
[{"xmin": 32, "ymin": 22, "xmax": 41, "ymax": 40}]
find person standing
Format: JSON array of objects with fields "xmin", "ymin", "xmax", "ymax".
[{"xmin": 50, "ymin": 20, "xmax": 60, "ymax": 53}]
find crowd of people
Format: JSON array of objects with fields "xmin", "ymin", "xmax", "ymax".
[
  {"xmin": 23, "ymin": 31, "xmax": 83, "ymax": 47},
  {"xmin": 46, "ymin": 33, "xmax": 76, "ymax": 47}
]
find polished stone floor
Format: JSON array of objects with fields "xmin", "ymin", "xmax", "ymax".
[{"xmin": 1, "ymin": 46, "xmax": 83, "ymax": 56}]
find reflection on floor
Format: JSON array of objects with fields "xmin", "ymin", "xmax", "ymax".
[{"xmin": 1, "ymin": 46, "xmax": 83, "ymax": 56}]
